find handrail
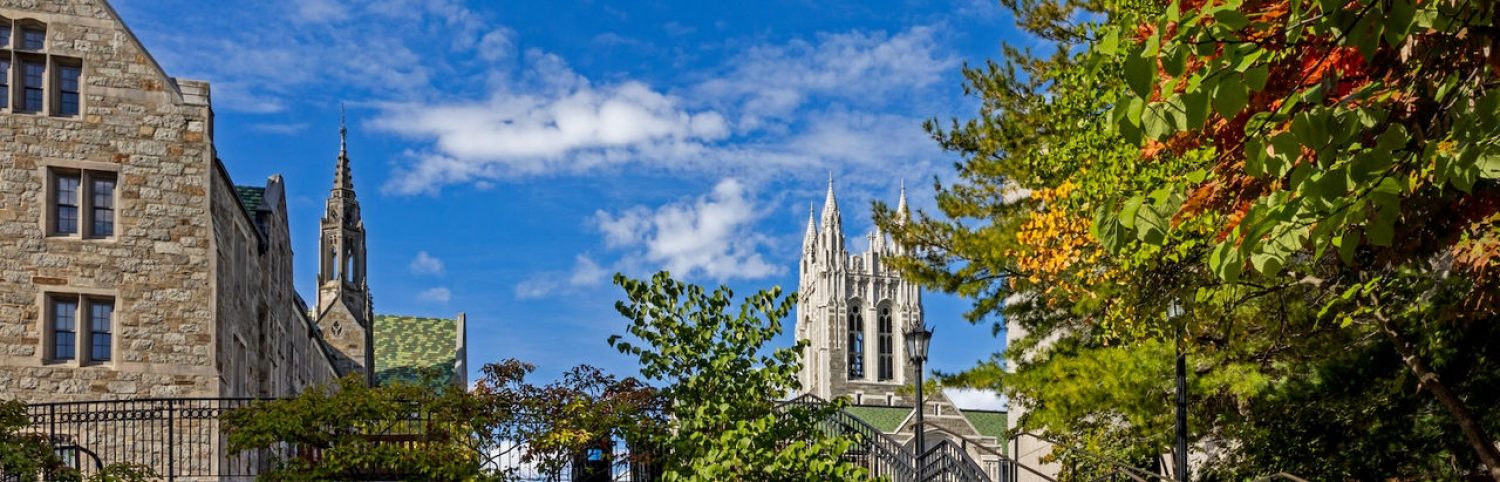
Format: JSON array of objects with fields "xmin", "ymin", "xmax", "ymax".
[
  {"xmin": 919, "ymin": 439, "xmax": 992, "ymax": 482},
  {"xmin": 911, "ymin": 420, "xmax": 1058, "ymax": 482}
]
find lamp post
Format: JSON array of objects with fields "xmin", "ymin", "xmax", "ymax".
[
  {"xmin": 905, "ymin": 324, "xmax": 933, "ymax": 465},
  {"xmin": 1167, "ymin": 301, "xmax": 1188, "ymax": 482}
]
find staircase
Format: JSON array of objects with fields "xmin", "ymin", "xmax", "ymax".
[{"xmin": 777, "ymin": 395, "xmax": 1003, "ymax": 482}]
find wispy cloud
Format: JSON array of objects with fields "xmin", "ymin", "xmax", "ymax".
[
  {"xmin": 591, "ymin": 178, "xmax": 779, "ymax": 281},
  {"xmin": 371, "ymin": 25, "xmax": 953, "ymax": 194},
  {"xmin": 409, "ymin": 251, "xmax": 446, "ymax": 276},
  {"xmin": 514, "ymin": 255, "xmax": 612, "ymax": 300},
  {"xmin": 418, "ymin": 287, "xmax": 453, "ymax": 303}
]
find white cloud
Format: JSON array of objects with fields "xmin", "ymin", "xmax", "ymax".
[
  {"xmin": 418, "ymin": 287, "xmax": 452, "ymax": 303},
  {"xmin": 944, "ymin": 388, "xmax": 1007, "ymax": 412},
  {"xmin": 477, "ymin": 28, "xmax": 517, "ymax": 62},
  {"xmin": 409, "ymin": 251, "xmax": 446, "ymax": 276},
  {"xmin": 514, "ymin": 255, "xmax": 612, "ymax": 300},
  {"xmin": 591, "ymin": 179, "xmax": 780, "ymax": 281},
  {"xmin": 372, "ymin": 25, "xmax": 952, "ymax": 194},
  {"xmin": 693, "ymin": 26, "xmax": 955, "ymax": 131},
  {"xmin": 569, "ymin": 255, "xmax": 609, "ymax": 286},
  {"xmin": 377, "ymin": 73, "xmax": 730, "ymax": 193}
]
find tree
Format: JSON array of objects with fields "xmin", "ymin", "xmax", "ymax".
[
  {"xmin": 874, "ymin": 0, "xmax": 1500, "ymax": 478},
  {"xmin": 608, "ymin": 271, "xmax": 867, "ymax": 482},
  {"xmin": 223, "ymin": 363, "xmax": 660, "ymax": 482}
]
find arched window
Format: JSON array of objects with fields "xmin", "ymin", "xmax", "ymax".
[
  {"xmin": 847, "ymin": 305, "xmax": 864, "ymax": 380},
  {"xmin": 877, "ymin": 304, "xmax": 894, "ymax": 381}
]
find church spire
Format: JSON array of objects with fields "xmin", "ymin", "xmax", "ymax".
[
  {"xmin": 334, "ymin": 104, "xmax": 354, "ymax": 193},
  {"xmin": 821, "ymin": 172, "xmax": 840, "ymax": 228},
  {"xmin": 896, "ymin": 179, "xmax": 909, "ymax": 223},
  {"xmin": 805, "ymin": 202, "xmax": 818, "ymax": 247}
]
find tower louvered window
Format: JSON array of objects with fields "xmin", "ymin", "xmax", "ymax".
[
  {"xmin": 847, "ymin": 307, "xmax": 864, "ymax": 379},
  {"xmin": 878, "ymin": 305, "xmax": 894, "ymax": 381}
]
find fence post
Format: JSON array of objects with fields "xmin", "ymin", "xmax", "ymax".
[{"xmin": 166, "ymin": 400, "xmax": 176, "ymax": 482}]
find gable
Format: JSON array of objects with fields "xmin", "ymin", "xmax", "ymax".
[{"xmin": 373, "ymin": 314, "xmax": 461, "ymax": 387}]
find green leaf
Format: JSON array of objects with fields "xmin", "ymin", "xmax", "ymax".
[
  {"xmin": 1163, "ymin": 45, "xmax": 1188, "ymax": 77},
  {"xmin": 1183, "ymin": 91, "xmax": 1211, "ymax": 129},
  {"xmin": 1213, "ymin": 74, "xmax": 1248, "ymax": 118},
  {"xmin": 1214, "ymin": 9, "xmax": 1251, "ymax": 30},
  {"xmin": 1478, "ymin": 152, "xmax": 1500, "ymax": 179},
  {"xmin": 1125, "ymin": 52, "xmax": 1156, "ymax": 99},
  {"xmin": 1384, "ymin": 0, "xmax": 1416, "ymax": 46},
  {"xmin": 1244, "ymin": 64, "xmax": 1269, "ymax": 91},
  {"xmin": 1250, "ymin": 252, "xmax": 1283, "ymax": 275},
  {"xmin": 1098, "ymin": 29, "xmax": 1120, "ymax": 55}
]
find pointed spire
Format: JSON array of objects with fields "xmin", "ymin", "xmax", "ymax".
[
  {"xmin": 334, "ymin": 104, "xmax": 354, "ymax": 193},
  {"xmin": 896, "ymin": 179, "xmax": 910, "ymax": 224},
  {"xmin": 821, "ymin": 172, "xmax": 840, "ymax": 226},
  {"xmin": 803, "ymin": 202, "xmax": 818, "ymax": 251}
]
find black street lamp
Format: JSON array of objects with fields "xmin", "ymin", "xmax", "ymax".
[
  {"xmin": 905, "ymin": 324, "xmax": 933, "ymax": 464},
  {"xmin": 1168, "ymin": 301, "xmax": 1188, "ymax": 482}
]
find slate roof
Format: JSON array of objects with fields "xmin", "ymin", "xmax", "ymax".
[
  {"xmin": 960, "ymin": 410, "xmax": 1008, "ymax": 440},
  {"xmin": 843, "ymin": 405, "xmax": 1009, "ymax": 440},
  {"xmin": 374, "ymin": 314, "xmax": 461, "ymax": 387},
  {"xmin": 845, "ymin": 405, "xmax": 911, "ymax": 432},
  {"xmin": 234, "ymin": 186, "xmax": 265, "ymax": 212}
]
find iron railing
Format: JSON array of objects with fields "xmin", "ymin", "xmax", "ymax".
[
  {"xmin": 779, "ymin": 394, "xmax": 919, "ymax": 481},
  {"xmin": 20, "ymin": 398, "xmax": 658, "ymax": 481},
  {"xmin": 918, "ymin": 439, "xmax": 992, "ymax": 482}
]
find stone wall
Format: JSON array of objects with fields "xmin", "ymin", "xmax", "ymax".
[
  {"xmin": 0, "ymin": 0, "xmax": 339, "ymax": 402},
  {"xmin": 0, "ymin": 0, "xmax": 219, "ymax": 400}
]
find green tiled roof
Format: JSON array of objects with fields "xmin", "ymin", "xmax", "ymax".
[
  {"xmin": 845, "ymin": 405, "xmax": 912, "ymax": 433},
  {"xmin": 962, "ymin": 410, "xmax": 1009, "ymax": 440},
  {"xmin": 374, "ymin": 314, "xmax": 460, "ymax": 387},
  {"xmin": 234, "ymin": 186, "xmax": 265, "ymax": 212}
]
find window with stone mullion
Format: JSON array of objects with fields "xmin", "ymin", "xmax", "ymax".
[
  {"xmin": 54, "ymin": 173, "xmax": 80, "ymax": 235},
  {"xmin": 90, "ymin": 300, "xmax": 113, "ymax": 362},
  {"xmin": 877, "ymin": 305, "xmax": 894, "ymax": 381},
  {"xmin": 52, "ymin": 298, "xmax": 77, "ymax": 361},
  {"xmin": 0, "ymin": 56, "xmax": 10, "ymax": 110},
  {"xmin": 91, "ymin": 176, "xmax": 115, "ymax": 237},
  {"xmin": 847, "ymin": 308, "xmax": 864, "ymax": 380}
]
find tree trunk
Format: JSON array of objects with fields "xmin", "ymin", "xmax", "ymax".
[{"xmin": 1374, "ymin": 312, "xmax": 1500, "ymax": 481}]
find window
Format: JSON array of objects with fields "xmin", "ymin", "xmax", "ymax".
[
  {"xmin": 0, "ymin": 58, "xmax": 9, "ymax": 110},
  {"xmin": 48, "ymin": 295, "xmax": 116, "ymax": 364},
  {"xmin": 847, "ymin": 307, "xmax": 864, "ymax": 380},
  {"xmin": 1, "ymin": 20, "xmax": 84, "ymax": 116},
  {"xmin": 20, "ymin": 58, "xmax": 43, "ymax": 113},
  {"xmin": 19, "ymin": 27, "xmax": 43, "ymax": 50},
  {"xmin": 49, "ymin": 169, "xmax": 116, "ymax": 238},
  {"xmin": 90, "ymin": 301, "xmax": 112, "ymax": 362},
  {"xmin": 51, "ymin": 298, "xmax": 76, "ymax": 361},
  {"xmin": 877, "ymin": 305, "xmax": 894, "ymax": 381},
  {"xmin": 91, "ymin": 177, "xmax": 115, "ymax": 236},
  {"xmin": 56, "ymin": 62, "xmax": 80, "ymax": 117},
  {"xmin": 53, "ymin": 173, "xmax": 79, "ymax": 235}
]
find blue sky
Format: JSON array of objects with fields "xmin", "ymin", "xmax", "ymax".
[{"xmin": 111, "ymin": 0, "xmax": 1027, "ymax": 410}]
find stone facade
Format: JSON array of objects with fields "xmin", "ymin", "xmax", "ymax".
[
  {"xmin": 795, "ymin": 178, "xmax": 1005, "ymax": 469},
  {"xmin": 0, "ymin": 0, "xmax": 339, "ymax": 402},
  {"xmin": 796, "ymin": 178, "xmax": 923, "ymax": 403}
]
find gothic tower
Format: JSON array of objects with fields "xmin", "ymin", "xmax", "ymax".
[
  {"xmin": 315, "ymin": 111, "xmax": 375, "ymax": 385},
  {"xmin": 796, "ymin": 177, "xmax": 922, "ymax": 404}
]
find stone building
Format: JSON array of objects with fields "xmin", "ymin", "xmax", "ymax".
[
  {"xmin": 0, "ymin": 0, "xmax": 466, "ymax": 403},
  {"xmin": 795, "ymin": 178, "xmax": 1006, "ymax": 470}
]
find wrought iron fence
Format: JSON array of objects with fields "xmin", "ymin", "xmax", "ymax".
[{"xmin": 20, "ymin": 398, "xmax": 658, "ymax": 482}]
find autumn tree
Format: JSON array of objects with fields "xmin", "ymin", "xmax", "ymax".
[{"xmin": 876, "ymin": 0, "xmax": 1500, "ymax": 478}]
